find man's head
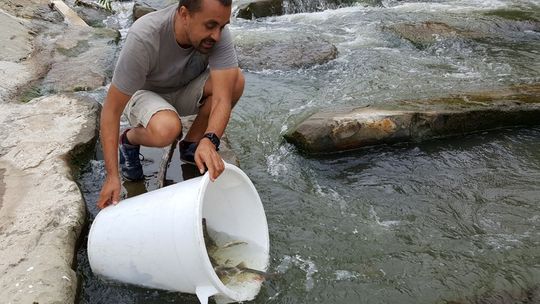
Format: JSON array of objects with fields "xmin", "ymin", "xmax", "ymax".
[{"xmin": 177, "ymin": 0, "xmax": 232, "ymax": 54}]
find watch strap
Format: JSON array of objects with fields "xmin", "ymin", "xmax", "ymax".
[{"xmin": 203, "ymin": 132, "xmax": 220, "ymax": 151}]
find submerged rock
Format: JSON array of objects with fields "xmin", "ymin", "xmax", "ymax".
[
  {"xmin": 236, "ymin": 0, "xmax": 283, "ymax": 19},
  {"xmin": 284, "ymin": 83, "xmax": 540, "ymax": 154},
  {"xmin": 234, "ymin": 30, "xmax": 338, "ymax": 70},
  {"xmin": 483, "ymin": 8, "xmax": 540, "ymax": 22},
  {"xmin": 0, "ymin": 94, "xmax": 99, "ymax": 304},
  {"xmin": 385, "ymin": 21, "xmax": 485, "ymax": 48}
]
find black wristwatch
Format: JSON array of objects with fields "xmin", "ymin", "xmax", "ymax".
[{"xmin": 202, "ymin": 132, "xmax": 220, "ymax": 151}]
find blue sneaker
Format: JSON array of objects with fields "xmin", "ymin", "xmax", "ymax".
[
  {"xmin": 119, "ymin": 129, "xmax": 144, "ymax": 181},
  {"xmin": 179, "ymin": 140, "xmax": 197, "ymax": 165}
]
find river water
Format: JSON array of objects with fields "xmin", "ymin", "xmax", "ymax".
[{"xmin": 77, "ymin": 0, "xmax": 540, "ymax": 303}]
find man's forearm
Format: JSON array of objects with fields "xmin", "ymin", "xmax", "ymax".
[
  {"xmin": 100, "ymin": 85, "xmax": 131, "ymax": 178},
  {"xmin": 205, "ymin": 95, "xmax": 232, "ymax": 138},
  {"xmin": 100, "ymin": 103, "xmax": 121, "ymax": 178}
]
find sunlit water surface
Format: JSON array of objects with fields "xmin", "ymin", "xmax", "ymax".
[{"xmin": 77, "ymin": 0, "xmax": 540, "ymax": 303}]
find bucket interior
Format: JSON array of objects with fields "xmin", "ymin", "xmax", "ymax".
[{"xmin": 200, "ymin": 166, "xmax": 269, "ymax": 299}]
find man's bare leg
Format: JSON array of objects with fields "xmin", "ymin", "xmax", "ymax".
[{"xmin": 124, "ymin": 110, "xmax": 182, "ymax": 147}]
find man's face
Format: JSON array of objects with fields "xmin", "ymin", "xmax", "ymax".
[{"xmin": 182, "ymin": 0, "xmax": 231, "ymax": 54}]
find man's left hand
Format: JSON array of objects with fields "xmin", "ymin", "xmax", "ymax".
[{"xmin": 194, "ymin": 138, "xmax": 225, "ymax": 181}]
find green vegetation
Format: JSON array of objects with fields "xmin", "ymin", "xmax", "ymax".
[
  {"xmin": 20, "ymin": 86, "xmax": 43, "ymax": 103},
  {"xmin": 97, "ymin": 0, "xmax": 113, "ymax": 11}
]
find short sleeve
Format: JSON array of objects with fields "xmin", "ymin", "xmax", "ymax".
[
  {"xmin": 111, "ymin": 33, "xmax": 151, "ymax": 95},
  {"xmin": 208, "ymin": 26, "xmax": 238, "ymax": 70}
]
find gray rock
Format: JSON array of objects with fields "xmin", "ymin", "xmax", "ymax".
[
  {"xmin": 0, "ymin": 0, "xmax": 63, "ymax": 21},
  {"xmin": 234, "ymin": 30, "xmax": 338, "ymax": 70},
  {"xmin": 135, "ymin": 0, "xmax": 177, "ymax": 10},
  {"xmin": 284, "ymin": 83, "xmax": 540, "ymax": 154},
  {"xmin": 0, "ymin": 94, "xmax": 99, "ymax": 304},
  {"xmin": 42, "ymin": 27, "xmax": 119, "ymax": 93},
  {"xmin": 0, "ymin": 11, "xmax": 33, "ymax": 62},
  {"xmin": 133, "ymin": 3, "xmax": 156, "ymax": 20},
  {"xmin": 0, "ymin": 11, "xmax": 38, "ymax": 102},
  {"xmin": 133, "ymin": 0, "xmax": 178, "ymax": 21},
  {"xmin": 0, "ymin": 61, "xmax": 34, "ymax": 102},
  {"xmin": 385, "ymin": 21, "xmax": 485, "ymax": 48},
  {"xmin": 236, "ymin": 0, "xmax": 283, "ymax": 19},
  {"xmin": 72, "ymin": 0, "xmax": 113, "ymax": 28},
  {"xmin": 133, "ymin": 0, "xmax": 177, "ymax": 20}
]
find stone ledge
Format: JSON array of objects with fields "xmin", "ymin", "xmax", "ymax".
[{"xmin": 0, "ymin": 95, "xmax": 99, "ymax": 304}]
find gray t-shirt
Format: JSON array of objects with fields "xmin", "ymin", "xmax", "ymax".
[{"xmin": 112, "ymin": 4, "xmax": 238, "ymax": 95}]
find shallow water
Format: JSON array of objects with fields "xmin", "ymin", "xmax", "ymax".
[{"xmin": 77, "ymin": 0, "xmax": 540, "ymax": 303}]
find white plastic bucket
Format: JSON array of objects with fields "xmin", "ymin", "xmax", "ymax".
[{"xmin": 87, "ymin": 163, "xmax": 270, "ymax": 303}]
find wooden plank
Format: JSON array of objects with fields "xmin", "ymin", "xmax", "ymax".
[{"xmin": 50, "ymin": 0, "xmax": 90, "ymax": 27}]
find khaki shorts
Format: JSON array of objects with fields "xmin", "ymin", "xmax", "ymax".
[{"xmin": 123, "ymin": 69, "xmax": 210, "ymax": 128}]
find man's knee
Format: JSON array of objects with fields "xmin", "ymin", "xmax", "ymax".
[{"xmin": 147, "ymin": 111, "xmax": 182, "ymax": 147}]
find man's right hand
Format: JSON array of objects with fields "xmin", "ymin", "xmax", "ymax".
[
  {"xmin": 98, "ymin": 174, "xmax": 121, "ymax": 209},
  {"xmin": 98, "ymin": 84, "xmax": 132, "ymax": 209}
]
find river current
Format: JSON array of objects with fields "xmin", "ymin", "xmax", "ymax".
[{"xmin": 77, "ymin": 0, "xmax": 540, "ymax": 303}]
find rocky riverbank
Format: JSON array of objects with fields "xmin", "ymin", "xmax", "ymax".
[{"xmin": 0, "ymin": 0, "xmax": 115, "ymax": 302}]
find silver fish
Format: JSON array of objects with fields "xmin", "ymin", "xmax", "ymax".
[{"xmin": 203, "ymin": 218, "xmax": 275, "ymax": 284}]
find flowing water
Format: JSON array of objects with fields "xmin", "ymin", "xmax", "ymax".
[{"xmin": 77, "ymin": 0, "xmax": 540, "ymax": 303}]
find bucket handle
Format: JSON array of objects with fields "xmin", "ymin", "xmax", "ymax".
[{"xmin": 195, "ymin": 285, "xmax": 219, "ymax": 304}]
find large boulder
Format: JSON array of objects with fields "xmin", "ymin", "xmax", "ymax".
[
  {"xmin": 71, "ymin": 0, "xmax": 114, "ymax": 28},
  {"xmin": 133, "ymin": 3, "xmax": 156, "ymax": 20},
  {"xmin": 234, "ymin": 30, "xmax": 338, "ymax": 70},
  {"xmin": 0, "ymin": 0, "xmax": 63, "ymax": 22},
  {"xmin": 133, "ymin": 0, "xmax": 177, "ymax": 20},
  {"xmin": 0, "ymin": 94, "xmax": 99, "ymax": 303},
  {"xmin": 236, "ymin": 0, "xmax": 283, "ymax": 19},
  {"xmin": 284, "ymin": 83, "xmax": 540, "ymax": 154},
  {"xmin": 0, "ymin": 11, "xmax": 33, "ymax": 62},
  {"xmin": 42, "ymin": 26, "xmax": 119, "ymax": 93},
  {"xmin": 0, "ymin": 11, "xmax": 35, "ymax": 102}
]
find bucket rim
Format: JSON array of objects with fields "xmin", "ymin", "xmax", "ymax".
[{"xmin": 195, "ymin": 163, "xmax": 270, "ymax": 301}]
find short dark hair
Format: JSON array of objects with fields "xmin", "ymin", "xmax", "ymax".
[{"xmin": 178, "ymin": 0, "xmax": 232, "ymax": 12}]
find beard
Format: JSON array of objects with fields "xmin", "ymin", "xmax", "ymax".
[{"xmin": 196, "ymin": 37, "xmax": 216, "ymax": 54}]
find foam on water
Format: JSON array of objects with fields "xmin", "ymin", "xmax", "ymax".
[
  {"xmin": 369, "ymin": 205, "xmax": 401, "ymax": 229},
  {"xmin": 266, "ymin": 146, "xmax": 291, "ymax": 177},
  {"xmin": 276, "ymin": 255, "xmax": 318, "ymax": 291},
  {"xmin": 335, "ymin": 270, "xmax": 361, "ymax": 281},
  {"xmin": 388, "ymin": 0, "xmax": 510, "ymax": 13}
]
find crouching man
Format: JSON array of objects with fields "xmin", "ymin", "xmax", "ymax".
[{"xmin": 98, "ymin": 0, "xmax": 244, "ymax": 209}]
